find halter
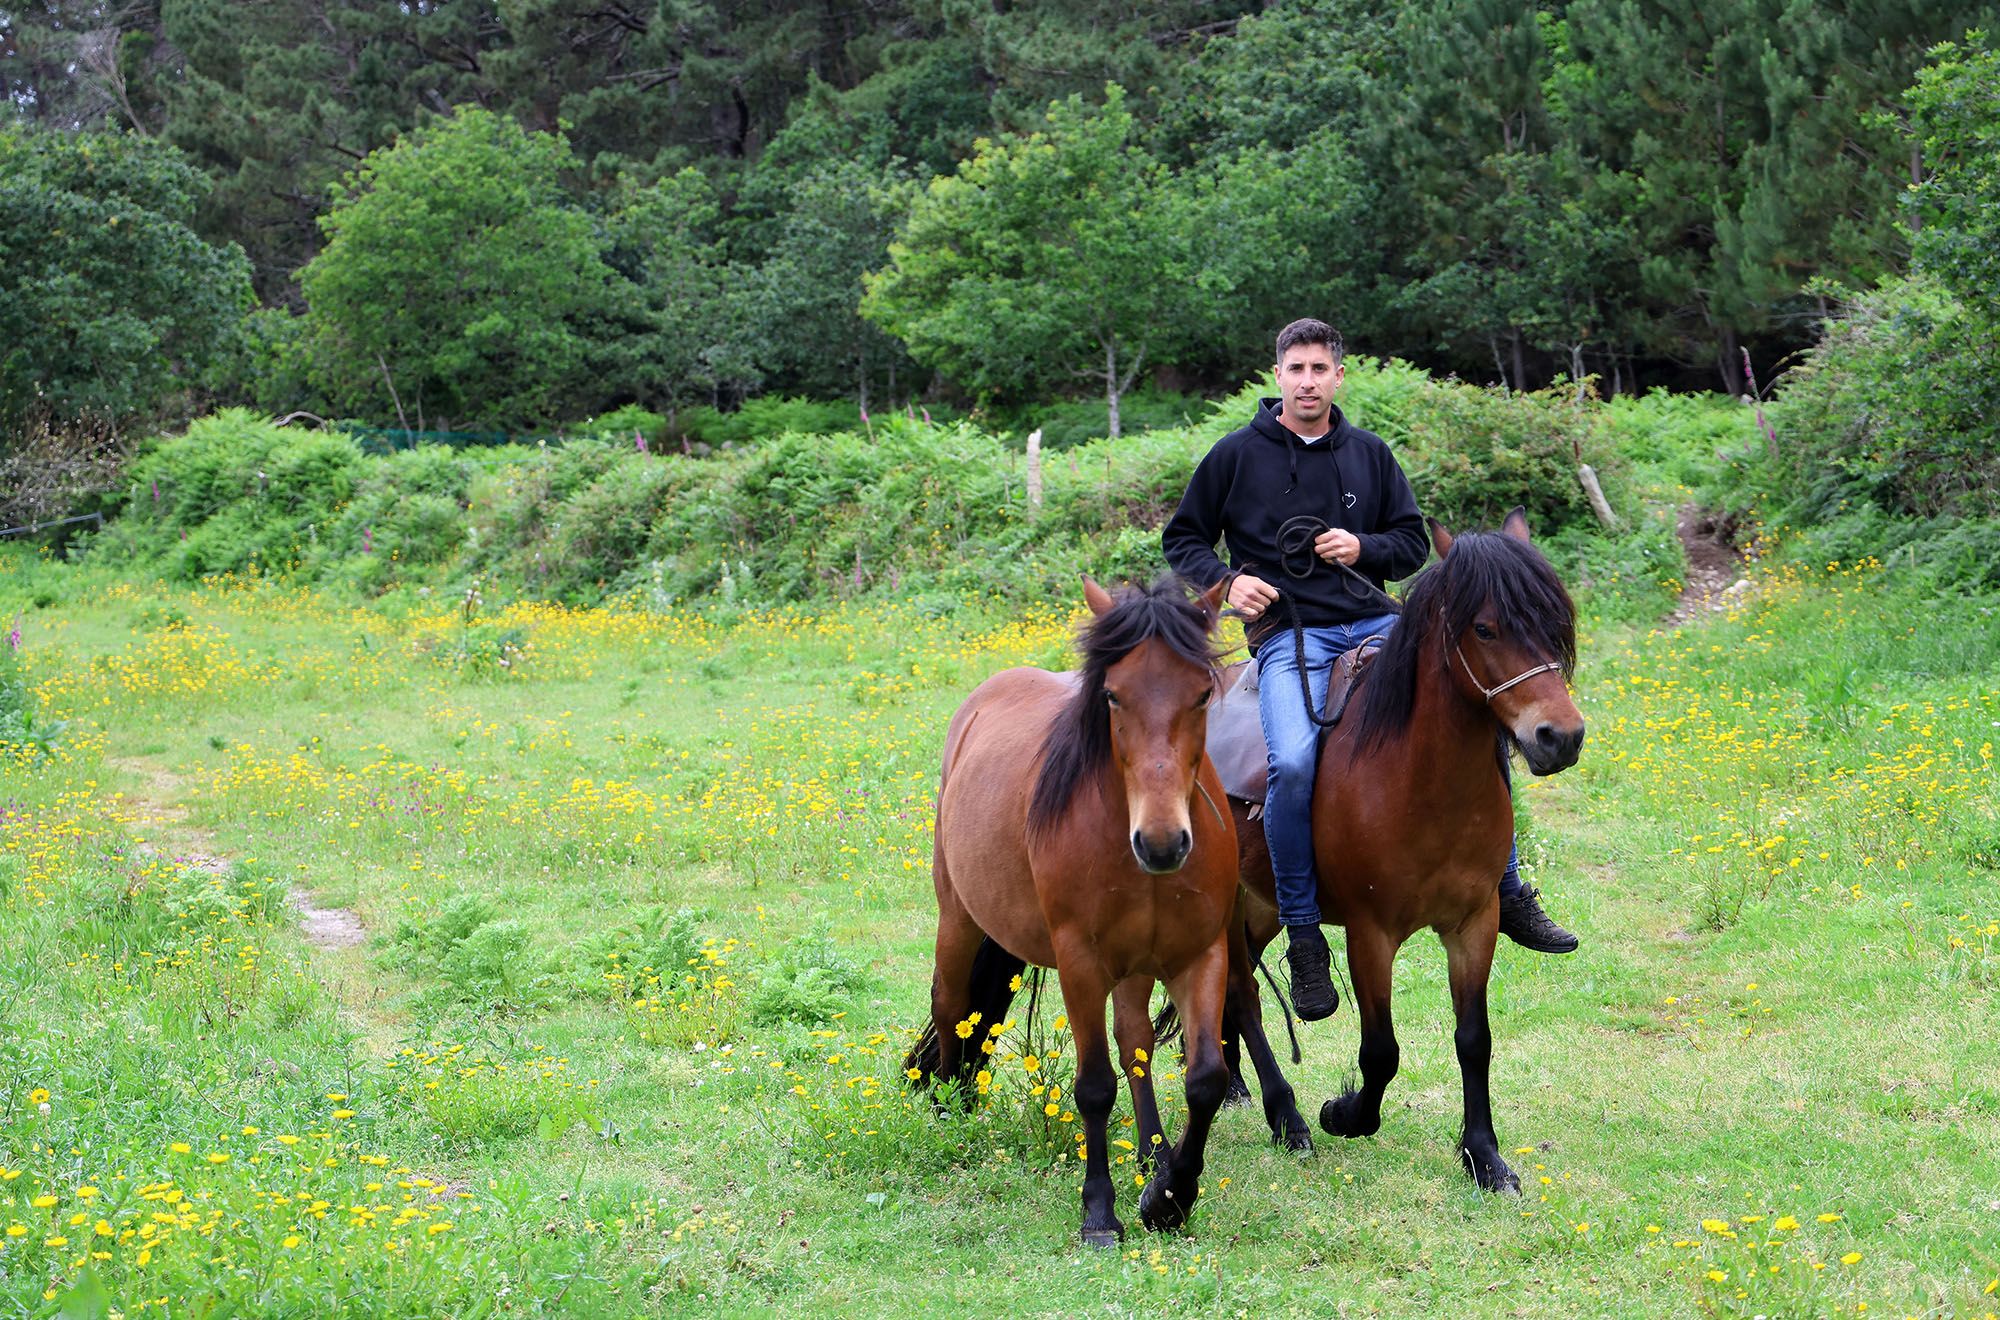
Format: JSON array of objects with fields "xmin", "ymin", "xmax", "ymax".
[{"xmin": 1452, "ymin": 642, "xmax": 1564, "ymax": 703}]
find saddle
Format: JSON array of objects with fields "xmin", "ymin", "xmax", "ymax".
[{"xmin": 1205, "ymin": 637, "xmax": 1386, "ymax": 806}]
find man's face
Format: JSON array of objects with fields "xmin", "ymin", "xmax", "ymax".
[{"xmin": 1275, "ymin": 343, "xmax": 1344, "ymax": 432}]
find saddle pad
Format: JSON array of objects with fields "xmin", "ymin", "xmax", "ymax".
[
  {"xmin": 1206, "ymin": 658, "xmax": 1268, "ymax": 802},
  {"xmin": 1204, "ymin": 638, "xmax": 1387, "ymax": 803}
]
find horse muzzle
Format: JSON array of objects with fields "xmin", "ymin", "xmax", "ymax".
[
  {"xmin": 1518, "ymin": 721, "xmax": 1585, "ymax": 775},
  {"xmin": 1131, "ymin": 827, "xmax": 1194, "ymax": 874}
]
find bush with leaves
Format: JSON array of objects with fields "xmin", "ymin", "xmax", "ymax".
[{"xmin": 748, "ymin": 927, "xmax": 873, "ymax": 1027}]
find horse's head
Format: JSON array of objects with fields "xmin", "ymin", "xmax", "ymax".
[
  {"xmin": 1427, "ymin": 509, "xmax": 1585, "ymax": 775},
  {"xmin": 1081, "ymin": 575, "xmax": 1227, "ymax": 873}
]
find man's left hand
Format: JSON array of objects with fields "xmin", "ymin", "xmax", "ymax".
[{"xmin": 1315, "ymin": 528, "xmax": 1361, "ymax": 566}]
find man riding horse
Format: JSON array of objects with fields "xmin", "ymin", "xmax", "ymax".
[{"xmin": 1161, "ymin": 317, "xmax": 1579, "ymax": 1022}]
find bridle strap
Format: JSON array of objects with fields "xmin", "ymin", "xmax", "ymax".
[{"xmin": 1453, "ymin": 642, "xmax": 1563, "ymax": 703}]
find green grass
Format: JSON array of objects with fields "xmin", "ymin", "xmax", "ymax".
[{"xmin": 1, "ymin": 546, "xmax": 1996, "ymax": 1316}]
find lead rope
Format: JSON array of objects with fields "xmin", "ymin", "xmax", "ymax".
[{"xmin": 1263, "ymin": 515, "xmax": 1402, "ymax": 729}]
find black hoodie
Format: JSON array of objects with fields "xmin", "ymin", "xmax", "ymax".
[{"xmin": 1161, "ymin": 397, "xmax": 1427, "ymax": 648}]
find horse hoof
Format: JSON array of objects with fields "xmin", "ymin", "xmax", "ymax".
[
  {"xmin": 1080, "ymin": 1224, "xmax": 1123, "ymax": 1249},
  {"xmin": 1462, "ymin": 1148, "xmax": 1521, "ymax": 1194},
  {"xmin": 1222, "ymin": 1075, "xmax": 1253, "ymax": 1108},
  {"xmin": 1275, "ymin": 1120, "xmax": 1315, "ymax": 1155},
  {"xmin": 1319, "ymin": 1094, "xmax": 1377, "ymax": 1139},
  {"xmin": 1138, "ymin": 1179, "xmax": 1192, "ymax": 1234}
]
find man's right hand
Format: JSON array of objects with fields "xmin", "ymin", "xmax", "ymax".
[{"xmin": 1227, "ymin": 572, "xmax": 1279, "ymax": 621}]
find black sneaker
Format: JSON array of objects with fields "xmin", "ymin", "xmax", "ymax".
[
  {"xmin": 1284, "ymin": 925, "xmax": 1340, "ymax": 1021},
  {"xmin": 1499, "ymin": 885, "xmax": 1579, "ymax": 954}
]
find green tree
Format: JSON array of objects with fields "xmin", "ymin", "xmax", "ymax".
[
  {"xmin": 0, "ymin": 124, "xmax": 252, "ymax": 425},
  {"xmin": 748, "ymin": 159, "xmax": 920, "ymax": 404},
  {"xmin": 298, "ymin": 108, "xmax": 615, "ymax": 431},
  {"xmin": 1905, "ymin": 31, "xmax": 2000, "ymax": 310},
  {"xmin": 863, "ymin": 87, "xmax": 1212, "ymax": 436},
  {"xmin": 1563, "ymin": 0, "xmax": 2000, "ymax": 386},
  {"xmin": 599, "ymin": 167, "xmax": 763, "ymax": 415}
]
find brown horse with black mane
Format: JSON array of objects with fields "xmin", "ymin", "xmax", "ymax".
[
  {"xmin": 1187, "ymin": 509, "xmax": 1584, "ymax": 1192},
  {"xmin": 907, "ymin": 575, "xmax": 1240, "ymax": 1245}
]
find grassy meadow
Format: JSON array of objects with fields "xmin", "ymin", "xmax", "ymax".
[{"xmin": 0, "ymin": 542, "xmax": 1996, "ymax": 1317}]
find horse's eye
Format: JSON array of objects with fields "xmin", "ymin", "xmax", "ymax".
[
  {"xmin": 1195, "ymin": 688, "xmax": 1212, "ymax": 709},
  {"xmin": 1103, "ymin": 690, "xmax": 1120, "ymax": 708},
  {"xmin": 1474, "ymin": 623, "xmax": 1497, "ymax": 641}
]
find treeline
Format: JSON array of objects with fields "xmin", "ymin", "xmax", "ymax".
[{"xmin": 4, "ymin": 0, "xmax": 1995, "ymax": 440}]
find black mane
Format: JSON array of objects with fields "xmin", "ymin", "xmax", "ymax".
[
  {"xmin": 1027, "ymin": 577, "xmax": 1221, "ymax": 840},
  {"xmin": 1347, "ymin": 531, "xmax": 1576, "ymax": 754}
]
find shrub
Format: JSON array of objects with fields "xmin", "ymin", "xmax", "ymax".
[
  {"xmin": 678, "ymin": 396, "xmax": 862, "ymax": 449},
  {"xmin": 748, "ymin": 927, "xmax": 872, "ymax": 1027},
  {"xmin": 86, "ymin": 357, "xmax": 1674, "ymax": 607}
]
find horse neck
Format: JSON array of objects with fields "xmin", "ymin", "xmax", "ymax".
[{"xmin": 1397, "ymin": 630, "xmax": 1507, "ymax": 800}]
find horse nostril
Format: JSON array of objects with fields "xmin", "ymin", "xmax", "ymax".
[
  {"xmin": 1175, "ymin": 829, "xmax": 1192, "ymax": 859},
  {"xmin": 1535, "ymin": 722, "xmax": 1558, "ymax": 748}
]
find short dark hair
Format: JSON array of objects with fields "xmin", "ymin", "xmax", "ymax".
[{"xmin": 1275, "ymin": 318, "xmax": 1343, "ymax": 364}]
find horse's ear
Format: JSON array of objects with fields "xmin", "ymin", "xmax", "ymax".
[
  {"xmin": 1501, "ymin": 506, "xmax": 1532, "ymax": 542},
  {"xmin": 1428, "ymin": 517, "xmax": 1454, "ymax": 559},
  {"xmin": 1196, "ymin": 576, "xmax": 1228, "ymax": 625},
  {"xmin": 1082, "ymin": 574, "xmax": 1116, "ymax": 618}
]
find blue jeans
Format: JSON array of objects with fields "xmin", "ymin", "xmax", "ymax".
[{"xmin": 1256, "ymin": 616, "xmax": 1522, "ymax": 928}]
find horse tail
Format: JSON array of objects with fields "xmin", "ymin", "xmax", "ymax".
[
  {"xmin": 904, "ymin": 1022, "xmax": 941, "ymax": 1081},
  {"xmin": 905, "ymin": 936, "xmax": 1028, "ymax": 1088},
  {"xmin": 1257, "ymin": 948, "xmax": 1303, "ymax": 1066},
  {"xmin": 1154, "ymin": 944, "xmax": 1300, "ymax": 1066}
]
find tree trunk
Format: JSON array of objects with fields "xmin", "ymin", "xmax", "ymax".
[
  {"xmin": 1510, "ymin": 329, "xmax": 1527, "ymax": 395},
  {"xmin": 1105, "ymin": 339, "xmax": 1122, "ymax": 440},
  {"xmin": 1717, "ymin": 326, "xmax": 1742, "ymax": 395},
  {"xmin": 1026, "ymin": 428, "xmax": 1044, "ymax": 512}
]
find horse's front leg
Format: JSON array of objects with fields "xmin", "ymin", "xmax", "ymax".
[
  {"xmin": 1058, "ymin": 959, "xmax": 1124, "ymax": 1247},
  {"xmin": 1111, "ymin": 976, "xmax": 1167, "ymax": 1174},
  {"xmin": 1440, "ymin": 907, "xmax": 1520, "ymax": 1193},
  {"xmin": 1224, "ymin": 910, "xmax": 1312, "ymax": 1151},
  {"xmin": 1319, "ymin": 918, "xmax": 1401, "ymax": 1139},
  {"xmin": 1139, "ymin": 938, "xmax": 1231, "ymax": 1233}
]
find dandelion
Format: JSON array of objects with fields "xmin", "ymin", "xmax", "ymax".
[
  {"xmin": 27, "ymin": 1088, "xmax": 48, "ymax": 1105},
  {"xmin": 1841, "ymin": 1252, "xmax": 1862, "ymax": 1265}
]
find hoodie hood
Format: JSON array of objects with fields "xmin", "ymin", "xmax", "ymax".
[
  {"xmin": 1252, "ymin": 397, "xmax": 1352, "ymax": 493},
  {"xmin": 1251, "ymin": 397, "xmax": 1352, "ymax": 447}
]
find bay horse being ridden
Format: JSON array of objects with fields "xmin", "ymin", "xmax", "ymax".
[
  {"xmin": 1225, "ymin": 509, "xmax": 1583, "ymax": 1191},
  {"xmin": 908, "ymin": 576, "xmax": 1239, "ymax": 1245}
]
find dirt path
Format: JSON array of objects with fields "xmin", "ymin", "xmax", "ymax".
[
  {"xmin": 111, "ymin": 753, "xmax": 363, "ymax": 948},
  {"xmin": 1666, "ymin": 504, "xmax": 1749, "ymax": 624},
  {"xmin": 108, "ymin": 753, "xmax": 394, "ymax": 1042}
]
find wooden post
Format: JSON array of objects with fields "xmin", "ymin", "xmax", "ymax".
[
  {"xmin": 1026, "ymin": 428, "xmax": 1043, "ymax": 512},
  {"xmin": 1578, "ymin": 464, "xmax": 1619, "ymax": 530}
]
